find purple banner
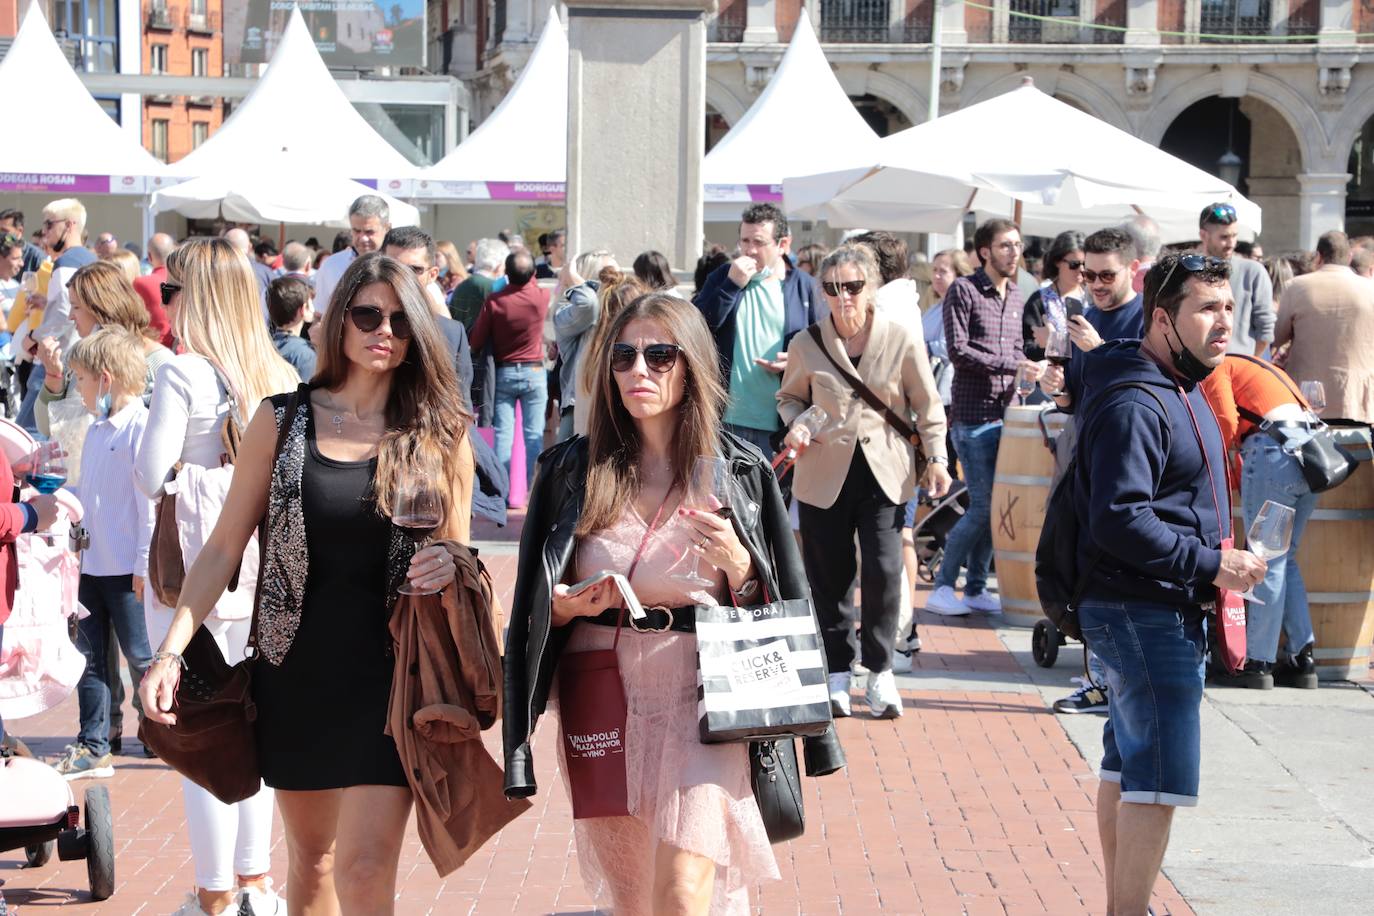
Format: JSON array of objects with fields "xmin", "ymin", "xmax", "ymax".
[
  {"xmin": 487, "ymin": 181, "xmax": 566, "ymax": 202},
  {"xmin": 747, "ymin": 184, "xmax": 783, "ymax": 202},
  {"xmin": 0, "ymin": 174, "xmax": 113, "ymax": 194}
]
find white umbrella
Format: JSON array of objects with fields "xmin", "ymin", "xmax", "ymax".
[
  {"xmin": 784, "ymin": 81, "xmax": 1261, "ymax": 242},
  {"xmin": 151, "ymin": 170, "xmax": 419, "ymax": 228}
]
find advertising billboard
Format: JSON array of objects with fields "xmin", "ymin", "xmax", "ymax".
[{"xmin": 238, "ymin": 0, "xmax": 426, "ymax": 69}]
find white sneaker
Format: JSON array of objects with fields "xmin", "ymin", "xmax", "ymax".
[
  {"xmin": 963, "ymin": 591, "xmax": 1003, "ymax": 614},
  {"xmin": 169, "ymin": 892, "xmax": 216, "ymax": 916},
  {"xmin": 238, "ymin": 878, "xmax": 283, "ymax": 916},
  {"xmin": 892, "ymin": 651, "xmax": 913, "ymax": 674},
  {"xmin": 926, "ymin": 585, "xmax": 971, "ymax": 616},
  {"xmin": 827, "ymin": 672, "xmax": 852, "ymax": 718},
  {"xmin": 865, "ymin": 670, "xmax": 903, "ymax": 719}
]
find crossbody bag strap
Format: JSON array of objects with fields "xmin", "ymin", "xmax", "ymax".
[
  {"xmin": 1177, "ymin": 387, "xmax": 1229, "ymax": 544},
  {"xmin": 246, "ymin": 385, "xmax": 306, "ymax": 655},
  {"xmin": 1230, "ymin": 352, "xmax": 1310, "ymax": 409},
  {"xmin": 806, "ymin": 325, "xmax": 925, "ymax": 457}
]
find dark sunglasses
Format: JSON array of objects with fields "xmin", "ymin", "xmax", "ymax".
[
  {"xmin": 160, "ymin": 281, "xmax": 182, "ymax": 306},
  {"xmin": 1063, "ymin": 259, "xmax": 1085, "ymax": 271},
  {"xmin": 1080, "ymin": 269, "xmax": 1119, "ymax": 284},
  {"xmin": 610, "ymin": 342, "xmax": 681, "ymax": 373},
  {"xmin": 821, "ymin": 279, "xmax": 866, "ymax": 297},
  {"xmin": 1204, "ymin": 203, "xmax": 1238, "ymax": 225},
  {"xmin": 346, "ymin": 304, "xmax": 413, "ymax": 340},
  {"xmin": 1157, "ymin": 254, "xmax": 1228, "ymax": 294}
]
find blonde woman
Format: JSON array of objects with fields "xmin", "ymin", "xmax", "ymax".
[
  {"xmin": 141, "ymin": 252, "xmax": 474, "ymax": 915},
  {"xmin": 103, "ymin": 247, "xmax": 142, "ymax": 284},
  {"xmin": 134, "ymin": 238, "xmax": 300, "ymax": 916},
  {"xmin": 435, "ymin": 239, "xmax": 469, "ymax": 295}
]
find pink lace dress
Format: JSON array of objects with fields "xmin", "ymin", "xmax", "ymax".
[{"xmin": 551, "ymin": 505, "xmax": 779, "ymax": 914}]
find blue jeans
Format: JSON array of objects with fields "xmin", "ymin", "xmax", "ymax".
[
  {"xmin": 724, "ymin": 423, "xmax": 776, "ymax": 460},
  {"xmin": 1240, "ymin": 434, "xmax": 1318, "ymax": 663},
  {"xmin": 74, "ymin": 574, "xmax": 152, "ymax": 757},
  {"xmin": 1080, "ymin": 600, "xmax": 1207, "ymax": 807},
  {"xmin": 935, "ymin": 421, "xmax": 1001, "ymax": 594},
  {"xmin": 493, "ymin": 364, "xmax": 548, "ymax": 491},
  {"xmin": 15, "ymin": 361, "xmax": 43, "ymax": 435}
]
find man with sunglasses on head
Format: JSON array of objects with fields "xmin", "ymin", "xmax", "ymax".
[
  {"xmin": 0, "ymin": 209, "xmax": 46, "ymax": 276},
  {"xmin": 927, "ymin": 219, "xmax": 1042, "ymax": 617},
  {"xmin": 694, "ymin": 202, "xmax": 825, "ymax": 458},
  {"xmin": 1054, "ymin": 253, "xmax": 1265, "ymax": 916},
  {"xmin": 381, "ymin": 226, "xmax": 473, "ymax": 403},
  {"xmin": 1199, "ymin": 202, "xmax": 1273, "ymax": 357}
]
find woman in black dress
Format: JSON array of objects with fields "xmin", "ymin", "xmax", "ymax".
[{"xmin": 141, "ymin": 252, "xmax": 474, "ymax": 914}]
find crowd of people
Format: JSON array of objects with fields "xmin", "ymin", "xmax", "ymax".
[{"xmin": 0, "ymin": 189, "xmax": 1370, "ymax": 916}]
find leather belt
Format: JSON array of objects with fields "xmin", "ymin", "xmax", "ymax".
[
  {"xmin": 585, "ymin": 606, "xmax": 697, "ymax": 634},
  {"xmin": 497, "ymin": 360, "xmax": 542, "ymax": 367}
]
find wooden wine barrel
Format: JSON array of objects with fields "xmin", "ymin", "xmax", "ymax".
[
  {"xmin": 991, "ymin": 404, "xmax": 1069, "ymax": 626},
  {"xmin": 1235, "ymin": 459, "xmax": 1374, "ymax": 681}
]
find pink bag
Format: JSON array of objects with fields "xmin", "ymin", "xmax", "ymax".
[{"xmin": 558, "ymin": 633, "xmax": 630, "ymax": 819}]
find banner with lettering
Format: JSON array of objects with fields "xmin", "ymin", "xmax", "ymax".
[{"xmin": 695, "ymin": 598, "xmax": 831, "ymax": 744}]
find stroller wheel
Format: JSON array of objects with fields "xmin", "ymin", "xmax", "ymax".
[
  {"xmin": 1033, "ymin": 619, "xmax": 1060, "ymax": 668},
  {"xmin": 84, "ymin": 786, "xmax": 115, "ymax": 900},
  {"xmin": 25, "ymin": 840, "xmax": 54, "ymax": 868}
]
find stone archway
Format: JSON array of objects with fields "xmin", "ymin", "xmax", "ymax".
[
  {"xmin": 849, "ymin": 93, "xmax": 914, "ymax": 137},
  {"xmin": 705, "ymin": 104, "xmax": 731, "ymax": 154}
]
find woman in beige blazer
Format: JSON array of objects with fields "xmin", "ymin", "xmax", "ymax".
[{"xmin": 777, "ymin": 244, "xmax": 950, "ymax": 721}]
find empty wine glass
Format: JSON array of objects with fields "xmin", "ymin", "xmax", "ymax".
[
  {"xmin": 1014, "ymin": 365, "xmax": 1037, "ymax": 402},
  {"xmin": 673, "ymin": 455, "xmax": 731, "ymax": 588},
  {"xmin": 1239, "ymin": 500, "xmax": 1295, "ymax": 604},
  {"xmin": 392, "ymin": 471, "xmax": 445, "ymax": 596},
  {"xmin": 1300, "ymin": 380, "xmax": 1326, "ymax": 416}
]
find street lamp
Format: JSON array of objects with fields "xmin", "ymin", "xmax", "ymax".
[{"xmin": 1217, "ymin": 150, "xmax": 1243, "ymax": 188}]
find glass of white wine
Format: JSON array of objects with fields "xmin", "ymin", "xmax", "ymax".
[
  {"xmin": 1300, "ymin": 380, "xmax": 1326, "ymax": 417},
  {"xmin": 1239, "ymin": 500, "xmax": 1294, "ymax": 604}
]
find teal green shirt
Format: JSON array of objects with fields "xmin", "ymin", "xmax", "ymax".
[{"xmin": 723, "ymin": 276, "xmax": 785, "ymax": 431}]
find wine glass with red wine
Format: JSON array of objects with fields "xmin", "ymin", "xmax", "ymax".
[
  {"xmin": 393, "ymin": 475, "xmax": 445, "ymax": 596},
  {"xmin": 1045, "ymin": 328, "xmax": 1072, "ymax": 367}
]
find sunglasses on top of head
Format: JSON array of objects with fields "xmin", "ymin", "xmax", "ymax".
[
  {"xmin": 1204, "ymin": 203, "xmax": 1238, "ymax": 225},
  {"xmin": 1157, "ymin": 254, "xmax": 1228, "ymax": 294},
  {"xmin": 346, "ymin": 304, "xmax": 413, "ymax": 340},
  {"xmin": 610, "ymin": 342, "xmax": 681, "ymax": 373},
  {"xmin": 821, "ymin": 279, "xmax": 866, "ymax": 297}
]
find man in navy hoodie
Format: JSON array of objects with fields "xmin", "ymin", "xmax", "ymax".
[{"xmin": 1050, "ymin": 253, "xmax": 1266, "ymax": 915}]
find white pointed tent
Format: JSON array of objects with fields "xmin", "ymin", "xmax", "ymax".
[
  {"xmin": 157, "ymin": 7, "xmax": 416, "ymax": 185},
  {"xmin": 150, "ymin": 169, "xmax": 419, "ymax": 227},
  {"xmin": 0, "ymin": 3, "xmax": 164, "ymax": 193},
  {"xmin": 414, "ymin": 15, "xmax": 567, "ymax": 202},
  {"xmin": 703, "ymin": 13, "xmax": 879, "ymax": 221},
  {"xmin": 784, "ymin": 81, "xmax": 1262, "ymax": 242}
]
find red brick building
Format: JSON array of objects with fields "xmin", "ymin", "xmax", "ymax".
[{"xmin": 141, "ymin": 0, "xmax": 224, "ymax": 163}]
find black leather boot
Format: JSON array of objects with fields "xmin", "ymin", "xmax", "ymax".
[{"xmin": 1274, "ymin": 643, "xmax": 1318, "ymax": 689}]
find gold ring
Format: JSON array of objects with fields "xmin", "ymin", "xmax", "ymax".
[{"xmin": 698, "ymin": 537, "xmax": 709, "ymax": 549}]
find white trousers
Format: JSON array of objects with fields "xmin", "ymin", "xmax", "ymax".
[{"xmin": 145, "ymin": 603, "xmax": 275, "ymax": 891}]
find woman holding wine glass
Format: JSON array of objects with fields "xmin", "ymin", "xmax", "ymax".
[
  {"xmin": 504, "ymin": 292, "xmax": 845, "ymax": 915},
  {"xmin": 777, "ymin": 244, "xmax": 950, "ymax": 720},
  {"xmin": 1201, "ymin": 353, "xmax": 1323, "ymax": 689},
  {"xmin": 139, "ymin": 251, "xmax": 474, "ymax": 915}
]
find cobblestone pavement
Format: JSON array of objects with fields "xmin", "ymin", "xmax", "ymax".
[{"xmin": 1, "ymin": 511, "xmax": 1197, "ymax": 915}]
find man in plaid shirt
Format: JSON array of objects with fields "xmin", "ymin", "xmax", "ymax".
[{"xmin": 928, "ymin": 219, "xmax": 1043, "ymax": 616}]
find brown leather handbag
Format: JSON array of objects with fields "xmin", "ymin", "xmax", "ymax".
[{"xmin": 138, "ymin": 388, "xmax": 298, "ymax": 803}]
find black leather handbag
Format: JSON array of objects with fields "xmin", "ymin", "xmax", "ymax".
[
  {"xmin": 749, "ymin": 737, "xmax": 805, "ymax": 844},
  {"xmin": 1232, "ymin": 355, "xmax": 1356, "ymax": 493}
]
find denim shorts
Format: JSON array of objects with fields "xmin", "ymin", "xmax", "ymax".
[{"xmin": 1079, "ymin": 600, "xmax": 1207, "ymax": 807}]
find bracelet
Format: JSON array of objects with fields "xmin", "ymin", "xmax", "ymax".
[
  {"xmin": 731, "ymin": 578, "xmax": 760, "ymax": 601},
  {"xmin": 928, "ymin": 455, "xmax": 949, "ymax": 467},
  {"xmin": 151, "ymin": 650, "xmax": 187, "ymax": 670}
]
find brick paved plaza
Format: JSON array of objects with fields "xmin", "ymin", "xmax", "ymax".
[{"xmin": 0, "ymin": 509, "xmax": 1336, "ymax": 914}]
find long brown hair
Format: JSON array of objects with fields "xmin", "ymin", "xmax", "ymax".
[
  {"xmin": 69, "ymin": 260, "xmax": 149, "ymax": 336},
  {"xmin": 577, "ymin": 268, "xmax": 649, "ymax": 397},
  {"xmin": 576, "ymin": 293, "xmax": 727, "ymax": 537},
  {"xmin": 314, "ymin": 252, "xmax": 471, "ymax": 523}
]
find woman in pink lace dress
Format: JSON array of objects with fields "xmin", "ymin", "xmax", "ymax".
[{"xmin": 494, "ymin": 289, "xmax": 849, "ymax": 915}]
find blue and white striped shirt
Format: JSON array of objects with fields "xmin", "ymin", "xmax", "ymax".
[{"xmin": 77, "ymin": 401, "xmax": 155, "ymax": 578}]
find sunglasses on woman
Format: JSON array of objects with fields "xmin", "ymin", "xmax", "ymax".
[
  {"xmin": 346, "ymin": 304, "xmax": 413, "ymax": 340},
  {"xmin": 160, "ymin": 281, "xmax": 181, "ymax": 306},
  {"xmin": 1063, "ymin": 259, "xmax": 1085, "ymax": 271},
  {"xmin": 610, "ymin": 343, "xmax": 681, "ymax": 373},
  {"xmin": 821, "ymin": 279, "xmax": 865, "ymax": 297}
]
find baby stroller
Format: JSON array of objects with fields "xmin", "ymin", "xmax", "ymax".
[
  {"xmin": 911, "ymin": 479, "xmax": 969, "ymax": 584},
  {"xmin": 0, "ymin": 420, "xmax": 115, "ymax": 903}
]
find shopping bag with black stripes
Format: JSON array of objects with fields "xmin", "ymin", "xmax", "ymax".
[{"xmin": 695, "ymin": 598, "xmax": 833, "ymax": 744}]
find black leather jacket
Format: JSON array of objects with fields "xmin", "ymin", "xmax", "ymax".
[{"xmin": 502, "ymin": 431, "xmax": 847, "ymax": 798}]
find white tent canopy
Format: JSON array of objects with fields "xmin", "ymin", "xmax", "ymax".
[
  {"xmin": 414, "ymin": 15, "xmax": 567, "ymax": 202},
  {"xmin": 150, "ymin": 160, "xmax": 419, "ymax": 226},
  {"xmin": 703, "ymin": 12, "xmax": 879, "ymax": 221},
  {"xmin": 784, "ymin": 81, "xmax": 1261, "ymax": 242},
  {"xmin": 0, "ymin": 3, "xmax": 164, "ymax": 192},
  {"xmin": 164, "ymin": 7, "xmax": 415, "ymax": 182}
]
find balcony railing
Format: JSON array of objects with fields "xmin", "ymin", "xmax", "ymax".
[
  {"xmin": 820, "ymin": 0, "xmax": 891, "ymax": 42},
  {"xmin": 184, "ymin": 9, "xmax": 221, "ymax": 32},
  {"xmin": 146, "ymin": 3, "xmax": 173, "ymax": 30},
  {"xmin": 711, "ymin": 0, "xmax": 747, "ymax": 41}
]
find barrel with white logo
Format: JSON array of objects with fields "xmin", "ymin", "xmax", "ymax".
[{"xmin": 991, "ymin": 403, "xmax": 1069, "ymax": 626}]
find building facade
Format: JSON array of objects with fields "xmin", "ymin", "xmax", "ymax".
[
  {"xmin": 141, "ymin": 0, "xmax": 225, "ymax": 163},
  {"xmin": 442, "ymin": 0, "xmax": 1374, "ymax": 250}
]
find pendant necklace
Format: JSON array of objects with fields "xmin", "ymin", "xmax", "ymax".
[{"xmin": 332, "ymin": 413, "xmax": 345, "ymax": 435}]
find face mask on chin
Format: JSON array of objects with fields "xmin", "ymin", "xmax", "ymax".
[{"xmin": 1165, "ymin": 311, "xmax": 1216, "ymax": 384}]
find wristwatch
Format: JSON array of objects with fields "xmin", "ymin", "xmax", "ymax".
[{"xmin": 928, "ymin": 455, "xmax": 949, "ymax": 467}]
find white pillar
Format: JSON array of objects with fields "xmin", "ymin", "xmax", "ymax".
[
  {"xmin": 1318, "ymin": 0, "xmax": 1356, "ymax": 44},
  {"xmin": 1125, "ymin": 0, "xmax": 1160, "ymax": 45},
  {"xmin": 940, "ymin": 0, "xmax": 967, "ymax": 43},
  {"xmin": 1297, "ymin": 173, "xmax": 1351, "ymax": 249},
  {"xmin": 743, "ymin": 0, "xmax": 777, "ymax": 42}
]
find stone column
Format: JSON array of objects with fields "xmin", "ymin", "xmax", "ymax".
[
  {"xmin": 743, "ymin": 0, "xmax": 777, "ymax": 42},
  {"xmin": 1124, "ymin": 0, "xmax": 1160, "ymax": 45},
  {"xmin": 1318, "ymin": 0, "xmax": 1356, "ymax": 44},
  {"xmin": 1297, "ymin": 173, "xmax": 1351, "ymax": 250},
  {"xmin": 566, "ymin": 0, "xmax": 714, "ymax": 272}
]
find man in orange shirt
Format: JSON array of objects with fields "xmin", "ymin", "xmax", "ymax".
[{"xmin": 1202, "ymin": 354, "xmax": 1319, "ymax": 688}]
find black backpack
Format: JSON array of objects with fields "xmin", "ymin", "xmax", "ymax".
[{"xmin": 1035, "ymin": 382, "xmax": 1169, "ymax": 640}]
